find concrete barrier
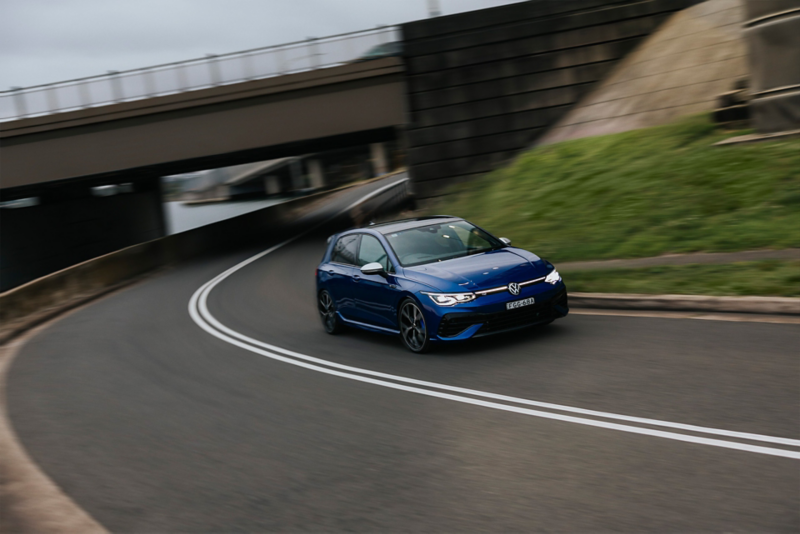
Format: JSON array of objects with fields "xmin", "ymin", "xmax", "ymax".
[{"xmin": 0, "ymin": 175, "xmax": 412, "ymax": 344}]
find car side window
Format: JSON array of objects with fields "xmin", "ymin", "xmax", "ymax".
[
  {"xmin": 357, "ymin": 234, "xmax": 391, "ymax": 272},
  {"xmin": 331, "ymin": 234, "xmax": 359, "ymax": 265}
]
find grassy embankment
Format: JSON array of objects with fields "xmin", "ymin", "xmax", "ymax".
[
  {"xmin": 427, "ymin": 115, "xmax": 800, "ymax": 296},
  {"xmin": 566, "ymin": 261, "xmax": 800, "ymax": 297}
]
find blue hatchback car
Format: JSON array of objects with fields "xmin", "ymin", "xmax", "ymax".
[{"xmin": 316, "ymin": 216, "xmax": 568, "ymax": 352}]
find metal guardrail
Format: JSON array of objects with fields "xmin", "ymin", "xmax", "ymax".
[{"xmin": 1, "ymin": 26, "xmax": 400, "ymax": 122}]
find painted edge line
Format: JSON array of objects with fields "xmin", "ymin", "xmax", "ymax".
[
  {"xmin": 200, "ymin": 280, "xmax": 800, "ymax": 448},
  {"xmin": 190, "ymin": 293, "xmax": 799, "ymax": 460}
]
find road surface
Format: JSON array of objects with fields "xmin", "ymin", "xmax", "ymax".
[{"xmin": 7, "ymin": 178, "xmax": 799, "ymax": 532}]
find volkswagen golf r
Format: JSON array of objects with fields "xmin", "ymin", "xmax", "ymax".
[{"xmin": 316, "ymin": 216, "xmax": 568, "ymax": 352}]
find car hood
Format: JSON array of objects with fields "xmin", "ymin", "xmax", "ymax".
[{"xmin": 402, "ymin": 248, "xmax": 548, "ymax": 292}]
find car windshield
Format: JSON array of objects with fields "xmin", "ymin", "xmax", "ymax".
[{"xmin": 384, "ymin": 221, "xmax": 504, "ymax": 267}]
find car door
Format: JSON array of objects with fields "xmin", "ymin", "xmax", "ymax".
[
  {"xmin": 351, "ymin": 234, "xmax": 401, "ymax": 330},
  {"xmin": 324, "ymin": 234, "xmax": 360, "ymax": 319}
]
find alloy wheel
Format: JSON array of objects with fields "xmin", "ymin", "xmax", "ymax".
[
  {"xmin": 399, "ymin": 300, "xmax": 429, "ymax": 352},
  {"xmin": 318, "ymin": 291, "xmax": 341, "ymax": 334}
]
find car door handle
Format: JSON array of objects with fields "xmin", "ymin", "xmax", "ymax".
[{"xmin": 353, "ymin": 275, "xmax": 361, "ymax": 281}]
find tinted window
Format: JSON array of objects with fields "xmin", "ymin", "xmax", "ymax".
[
  {"xmin": 385, "ymin": 221, "xmax": 502, "ymax": 267},
  {"xmin": 331, "ymin": 234, "xmax": 359, "ymax": 265},
  {"xmin": 357, "ymin": 234, "xmax": 390, "ymax": 271}
]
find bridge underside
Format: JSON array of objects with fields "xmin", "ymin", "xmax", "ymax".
[
  {"xmin": 0, "ymin": 58, "xmax": 406, "ymax": 193},
  {"xmin": 0, "ymin": 59, "xmax": 405, "ymax": 291}
]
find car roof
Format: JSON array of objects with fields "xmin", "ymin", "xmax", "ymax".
[{"xmin": 369, "ymin": 216, "xmax": 463, "ymax": 234}]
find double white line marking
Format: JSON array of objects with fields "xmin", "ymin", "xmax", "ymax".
[{"xmin": 188, "ymin": 179, "xmax": 800, "ymax": 460}]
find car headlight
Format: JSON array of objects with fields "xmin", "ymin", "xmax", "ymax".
[
  {"xmin": 545, "ymin": 269, "xmax": 561, "ymax": 285},
  {"xmin": 422, "ymin": 292, "xmax": 476, "ymax": 306}
]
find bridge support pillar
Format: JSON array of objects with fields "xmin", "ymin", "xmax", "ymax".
[
  {"xmin": 307, "ymin": 159, "xmax": 324, "ymax": 190},
  {"xmin": 290, "ymin": 159, "xmax": 304, "ymax": 191},
  {"xmin": 370, "ymin": 142, "xmax": 388, "ymax": 176},
  {"xmin": 264, "ymin": 175, "xmax": 280, "ymax": 195}
]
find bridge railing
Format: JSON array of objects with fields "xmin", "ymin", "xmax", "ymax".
[{"xmin": 0, "ymin": 26, "xmax": 400, "ymax": 122}]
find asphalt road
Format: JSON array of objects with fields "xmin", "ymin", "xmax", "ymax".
[{"xmin": 7, "ymin": 179, "xmax": 800, "ymax": 532}]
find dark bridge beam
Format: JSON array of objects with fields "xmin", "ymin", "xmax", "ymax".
[{"xmin": 0, "ymin": 58, "xmax": 406, "ymax": 190}]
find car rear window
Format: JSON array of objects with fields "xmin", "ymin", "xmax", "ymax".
[{"xmin": 331, "ymin": 234, "xmax": 359, "ymax": 265}]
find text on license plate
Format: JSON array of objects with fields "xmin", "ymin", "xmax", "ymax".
[{"xmin": 506, "ymin": 297, "xmax": 535, "ymax": 310}]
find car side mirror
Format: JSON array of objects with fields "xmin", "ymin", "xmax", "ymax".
[
  {"xmin": 360, "ymin": 262, "xmax": 386, "ymax": 276},
  {"xmin": 500, "ymin": 237, "xmax": 512, "ymax": 245}
]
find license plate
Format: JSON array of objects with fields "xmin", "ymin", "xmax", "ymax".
[{"xmin": 506, "ymin": 297, "xmax": 535, "ymax": 310}]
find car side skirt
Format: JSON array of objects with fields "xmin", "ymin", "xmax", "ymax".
[{"xmin": 336, "ymin": 313, "xmax": 400, "ymax": 335}]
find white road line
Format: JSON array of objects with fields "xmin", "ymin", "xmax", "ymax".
[{"xmin": 188, "ymin": 180, "xmax": 800, "ymax": 460}]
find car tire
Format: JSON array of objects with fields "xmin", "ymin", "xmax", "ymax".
[
  {"xmin": 398, "ymin": 299, "xmax": 431, "ymax": 353},
  {"xmin": 318, "ymin": 290, "xmax": 343, "ymax": 334}
]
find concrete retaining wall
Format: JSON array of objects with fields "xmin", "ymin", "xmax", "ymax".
[
  {"xmin": 402, "ymin": 0, "xmax": 701, "ymax": 198},
  {"xmin": 540, "ymin": 0, "xmax": 748, "ymax": 144}
]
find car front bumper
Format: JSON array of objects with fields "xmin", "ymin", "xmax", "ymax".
[{"xmin": 430, "ymin": 284, "xmax": 568, "ymax": 341}]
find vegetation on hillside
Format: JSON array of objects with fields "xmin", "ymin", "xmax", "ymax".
[
  {"xmin": 429, "ymin": 115, "xmax": 800, "ymax": 264},
  {"xmin": 565, "ymin": 261, "xmax": 800, "ymax": 297}
]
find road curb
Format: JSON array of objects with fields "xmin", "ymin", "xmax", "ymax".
[
  {"xmin": 0, "ymin": 322, "xmax": 108, "ymax": 534},
  {"xmin": 570, "ymin": 292, "xmax": 800, "ymax": 316}
]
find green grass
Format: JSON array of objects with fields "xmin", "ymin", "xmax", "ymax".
[
  {"xmin": 564, "ymin": 261, "xmax": 800, "ymax": 297},
  {"xmin": 428, "ymin": 114, "xmax": 800, "ymax": 263}
]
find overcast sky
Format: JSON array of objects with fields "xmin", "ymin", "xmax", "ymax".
[{"xmin": 0, "ymin": 0, "xmax": 527, "ymax": 89}]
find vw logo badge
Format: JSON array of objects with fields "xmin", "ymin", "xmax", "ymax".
[{"xmin": 508, "ymin": 282, "xmax": 521, "ymax": 296}]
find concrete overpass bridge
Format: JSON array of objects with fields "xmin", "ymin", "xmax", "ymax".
[{"xmin": 0, "ymin": 56, "xmax": 405, "ymax": 191}]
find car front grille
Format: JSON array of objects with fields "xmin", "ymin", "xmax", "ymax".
[{"xmin": 438, "ymin": 290, "xmax": 568, "ymax": 338}]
